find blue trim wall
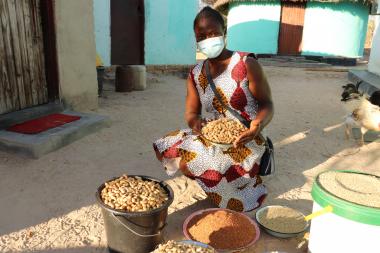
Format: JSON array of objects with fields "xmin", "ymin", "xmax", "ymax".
[
  {"xmin": 144, "ymin": 0, "xmax": 197, "ymax": 65},
  {"xmin": 302, "ymin": 2, "xmax": 369, "ymax": 57},
  {"xmin": 93, "ymin": 0, "xmax": 110, "ymax": 66},
  {"xmin": 227, "ymin": 1, "xmax": 281, "ymax": 54}
]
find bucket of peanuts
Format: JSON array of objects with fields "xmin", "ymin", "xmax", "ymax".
[{"xmin": 96, "ymin": 175, "xmax": 174, "ymax": 253}]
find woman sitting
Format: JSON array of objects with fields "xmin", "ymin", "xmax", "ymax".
[{"xmin": 154, "ymin": 7, "xmax": 274, "ymax": 212}]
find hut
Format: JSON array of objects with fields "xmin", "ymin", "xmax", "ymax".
[{"xmin": 208, "ymin": 0, "xmax": 374, "ymax": 58}]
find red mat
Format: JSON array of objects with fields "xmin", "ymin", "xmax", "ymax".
[{"xmin": 7, "ymin": 113, "xmax": 81, "ymax": 134}]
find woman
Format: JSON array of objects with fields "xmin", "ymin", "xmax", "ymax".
[{"xmin": 153, "ymin": 7, "xmax": 274, "ymax": 212}]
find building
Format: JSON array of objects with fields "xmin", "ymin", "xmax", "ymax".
[
  {"xmin": 93, "ymin": 0, "xmax": 198, "ymax": 67},
  {"xmin": 211, "ymin": 0, "xmax": 373, "ymax": 58},
  {"xmin": 0, "ymin": 0, "xmax": 98, "ymax": 115}
]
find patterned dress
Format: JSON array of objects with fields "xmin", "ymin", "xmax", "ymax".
[{"xmin": 153, "ymin": 52, "xmax": 267, "ymax": 212}]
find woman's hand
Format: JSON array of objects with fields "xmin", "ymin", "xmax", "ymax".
[
  {"xmin": 189, "ymin": 117, "xmax": 206, "ymax": 134},
  {"xmin": 233, "ymin": 124, "xmax": 260, "ymax": 148}
]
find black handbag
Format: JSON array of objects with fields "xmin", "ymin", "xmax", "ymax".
[{"xmin": 205, "ymin": 60, "xmax": 275, "ymax": 176}]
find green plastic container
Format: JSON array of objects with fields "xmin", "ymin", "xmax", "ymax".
[{"xmin": 309, "ymin": 170, "xmax": 380, "ymax": 253}]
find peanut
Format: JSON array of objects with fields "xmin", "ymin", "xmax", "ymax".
[
  {"xmin": 201, "ymin": 118, "xmax": 247, "ymax": 144},
  {"xmin": 100, "ymin": 175, "xmax": 169, "ymax": 212},
  {"xmin": 152, "ymin": 240, "xmax": 215, "ymax": 253}
]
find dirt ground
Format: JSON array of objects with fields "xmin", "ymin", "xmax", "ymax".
[{"xmin": 1, "ymin": 66, "xmax": 379, "ymax": 253}]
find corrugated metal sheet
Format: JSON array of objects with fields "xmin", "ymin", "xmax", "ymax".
[{"xmin": 278, "ymin": 2, "xmax": 306, "ymax": 55}]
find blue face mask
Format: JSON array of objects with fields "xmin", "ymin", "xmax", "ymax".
[{"xmin": 197, "ymin": 36, "xmax": 225, "ymax": 59}]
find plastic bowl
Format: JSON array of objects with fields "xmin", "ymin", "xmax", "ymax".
[
  {"xmin": 180, "ymin": 240, "xmax": 216, "ymax": 250},
  {"xmin": 183, "ymin": 208, "xmax": 260, "ymax": 253},
  {"xmin": 152, "ymin": 240, "xmax": 216, "ymax": 252},
  {"xmin": 255, "ymin": 205, "xmax": 310, "ymax": 238}
]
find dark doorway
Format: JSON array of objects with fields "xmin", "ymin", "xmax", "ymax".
[
  {"xmin": 278, "ymin": 2, "xmax": 306, "ymax": 55},
  {"xmin": 40, "ymin": 0, "xmax": 59, "ymax": 101},
  {"xmin": 111, "ymin": 0, "xmax": 144, "ymax": 65}
]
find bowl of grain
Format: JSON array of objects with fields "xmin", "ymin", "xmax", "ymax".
[
  {"xmin": 183, "ymin": 208, "xmax": 260, "ymax": 252},
  {"xmin": 255, "ymin": 205, "xmax": 309, "ymax": 238},
  {"xmin": 152, "ymin": 240, "xmax": 216, "ymax": 253},
  {"xmin": 201, "ymin": 118, "xmax": 247, "ymax": 148}
]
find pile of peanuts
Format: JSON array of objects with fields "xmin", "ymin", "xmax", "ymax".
[
  {"xmin": 100, "ymin": 175, "xmax": 168, "ymax": 212},
  {"xmin": 201, "ymin": 118, "xmax": 247, "ymax": 144},
  {"xmin": 152, "ymin": 240, "xmax": 215, "ymax": 253}
]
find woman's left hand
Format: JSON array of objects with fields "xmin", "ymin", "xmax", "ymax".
[{"xmin": 233, "ymin": 125, "xmax": 260, "ymax": 148}]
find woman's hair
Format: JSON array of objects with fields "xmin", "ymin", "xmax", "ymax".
[{"xmin": 193, "ymin": 6, "xmax": 225, "ymax": 30}]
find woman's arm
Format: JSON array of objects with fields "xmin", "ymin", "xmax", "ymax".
[
  {"xmin": 185, "ymin": 75, "xmax": 203, "ymax": 133},
  {"xmin": 234, "ymin": 57, "xmax": 274, "ymax": 147},
  {"xmin": 246, "ymin": 57, "xmax": 274, "ymax": 129}
]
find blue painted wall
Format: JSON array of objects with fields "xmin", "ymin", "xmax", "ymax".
[
  {"xmin": 227, "ymin": 1, "xmax": 281, "ymax": 54},
  {"xmin": 93, "ymin": 0, "xmax": 110, "ymax": 66},
  {"xmin": 144, "ymin": 0, "xmax": 197, "ymax": 65},
  {"xmin": 93, "ymin": 0, "xmax": 197, "ymax": 66},
  {"xmin": 302, "ymin": 2, "xmax": 369, "ymax": 57}
]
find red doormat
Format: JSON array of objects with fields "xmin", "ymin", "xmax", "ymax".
[{"xmin": 7, "ymin": 113, "xmax": 81, "ymax": 134}]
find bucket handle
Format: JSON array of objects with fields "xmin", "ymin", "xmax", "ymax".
[{"xmin": 112, "ymin": 213, "xmax": 167, "ymax": 238}]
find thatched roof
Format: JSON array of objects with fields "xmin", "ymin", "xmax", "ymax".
[{"xmin": 203, "ymin": 0, "xmax": 374, "ymax": 14}]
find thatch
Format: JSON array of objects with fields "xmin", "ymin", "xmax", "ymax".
[{"xmin": 203, "ymin": 0, "xmax": 375, "ymax": 14}]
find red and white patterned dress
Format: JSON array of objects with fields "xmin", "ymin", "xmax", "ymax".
[{"xmin": 153, "ymin": 52, "xmax": 267, "ymax": 212}]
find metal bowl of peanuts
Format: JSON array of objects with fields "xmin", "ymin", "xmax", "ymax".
[
  {"xmin": 152, "ymin": 240, "xmax": 216, "ymax": 253},
  {"xmin": 97, "ymin": 175, "xmax": 174, "ymax": 214},
  {"xmin": 255, "ymin": 205, "xmax": 309, "ymax": 238},
  {"xmin": 201, "ymin": 118, "xmax": 247, "ymax": 148}
]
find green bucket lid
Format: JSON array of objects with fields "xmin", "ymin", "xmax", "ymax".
[{"xmin": 311, "ymin": 170, "xmax": 380, "ymax": 226}]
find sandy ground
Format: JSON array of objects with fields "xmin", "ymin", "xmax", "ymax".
[{"xmin": 1, "ymin": 67, "xmax": 379, "ymax": 253}]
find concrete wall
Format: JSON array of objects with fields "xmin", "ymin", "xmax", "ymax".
[
  {"xmin": 93, "ymin": 0, "xmax": 111, "ymax": 66},
  {"xmin": 302, "ymin": 2, "xmax": 369, "ymax": 57},
  {"xmin": 55, "ymin": 0, "xmax": 98, "ymax": 110},
  {"xmin": 144, "ymin": 0, "xmax": 197, "ymax": 65},
  {"xmin": 369, "ymin": 25, "xmax": 380, "ymax": 76},
  {"xmin": 227, "ymin": 1, "xmax": 281, "ymax": 54}
]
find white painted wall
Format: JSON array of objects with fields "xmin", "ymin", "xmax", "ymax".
[
  {"xmin": 55, "ymin": 0, "xmax": 98, "ymax": 110},
  {"xmin": 375, "ymin": 0, "xmax": 380, "ymax": 32},
  {"xmin": 369, "ymin": 25, "xmax": 380, "ymax": 76},
  {"xmin": 302, "ymin": 2, "xmax": 369, "ymax": 58}
]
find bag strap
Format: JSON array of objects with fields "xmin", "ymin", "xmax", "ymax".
[{"xmin": 205, "ymin": 60, "xmax": 251, "ymax": 128}]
